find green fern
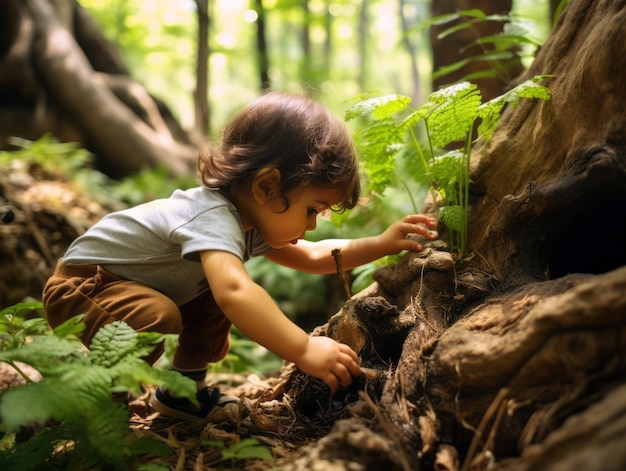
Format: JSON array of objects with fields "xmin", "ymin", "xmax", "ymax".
[
  {"xmin": 346, "ymin": 78, "xmax": 551, "ymax": 256},
  {"xmin": 204, "ymin": 437, "xmax": 275, "ymax": 468},
  {"xmin": 0, "ymin": 306, "xmax": 197, "ymax": 470}
]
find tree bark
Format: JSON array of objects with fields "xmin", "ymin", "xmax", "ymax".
[
  {"xmin": 468, "ymin": 0, "xmax": 626, "ymax": 284},
  {"xmin": 0, "ymin": 0, "xmax": 197, "ymax": 178}
]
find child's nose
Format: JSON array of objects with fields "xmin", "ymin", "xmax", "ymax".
[{"xmin": 306, "ymin": 215, "xmax": 317, "ymax": 231}]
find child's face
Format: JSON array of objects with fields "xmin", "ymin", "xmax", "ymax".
[{"xmin": 253, "ymin": 185, "xmax": 343, "ymax": 249}]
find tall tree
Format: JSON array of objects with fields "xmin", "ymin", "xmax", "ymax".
[
  {"xmin": 398, "ymin": 0, "xmax": 422, "ymax": 103},
  {"xmin": 254, "ymin": 0, "xmax": 271, "ymax": 91},
  {"xmin": 192, "ymin": 0, "xmax": 210, "ymax": 143},
  {"xmin": 357, "ymin": 0, "xmax": 369, "ymax": 92}
]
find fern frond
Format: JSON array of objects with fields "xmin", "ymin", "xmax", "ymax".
[
  {"xmin": 150, "ymin": 367, "xmax": 198, "ymax": 401},
  {"xmin": 0, "ymin": 335, "xmax": 85, "ymax": 374},
  {"xmin": 52, "ymin": 314, "xmax": 86, "ymax": 340},
  {"xmin": 426, "ymin": 82, "xmax": 482, "ymax": 148},
  {"xmin": 0, "ymin": 427, "xmax": 70, "ymax": 470},
  {"xmin": 59, "ymin": 364, "xmax": 112, "ymax": 405},
  {"xmin": 478, "ymin": 76, "xmax": 552, "ymax": 142},
  {"xmin": 0, "ymin": 380, "xmax": 77, "ymax": 433},
  {"xmin": 89, "ymin": 321, "xmax": 160, "ymax": 367},
  {"xmin": 69, "ymin": 396, "xmax": 130, "ymax": 468},
  {"xmin": 345, "ymin": 94, "xmax": 411, "ymax": 121},
  {"xmin": 109, "ymin": 359, "xmax": 160, "ymax": 393},
  {"xmin": 89, "ymin": 321, "xmax": 137, "ymax": 367},
  {"xmin": 440, "ymin": 205, "xmax": 466, "ymax": 232},
  {"xmin": 355, "ymin": 118, "xmax": 404, "ymax": 196}
]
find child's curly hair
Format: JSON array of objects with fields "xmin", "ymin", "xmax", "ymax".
[{"xmin": 198, "ymin": 91, "xmax": 361, "ymax": 213}]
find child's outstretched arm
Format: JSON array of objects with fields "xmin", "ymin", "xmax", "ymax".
[
  {"xmin": 200, "ymin": 250, "xmax": 361, "ymax": 392},
  {"xmin": 265, "ymin": 214, "xmax": 439, "ymax": 274}
]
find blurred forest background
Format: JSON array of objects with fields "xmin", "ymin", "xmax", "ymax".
[{"xmin": 78, "ymin": 0, "xmax": 551, "ymax": 136}]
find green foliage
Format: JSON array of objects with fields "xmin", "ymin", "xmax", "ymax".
[
  {"xmin": 0, "ymin": 302, "xmax": 196, "ymax": 470},
  {"xmin": 346, "ymin": 77, "xmax": 551, "ymax": 256},
  {"xmin": 203, "ymin": 437, "xmax": 275, "ymax": 469},
  {"xmin": 111, "ymin": 165, "xmax": 196, "ymax": 207},
  {"xmin": 207, "ymin": 328, "xmax": 283, "ymax": 377},
  {"xmin": 0, "ymin": 135, "xmax": 195, "ymax": 207}
]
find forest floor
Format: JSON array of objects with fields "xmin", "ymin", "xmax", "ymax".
[
  {"xmin": 126, "ymin": 370, "xmax": 370, "ymax": 469},
  {"xmin": 0, "ymin": 159, "xmax": 393, "ymax": 470}
]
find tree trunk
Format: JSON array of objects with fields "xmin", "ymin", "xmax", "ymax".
[
  {"xmin": 192, "ymin": 0, "xmax": 210, "ymax": 144},
  {"xmin": 254, "ymin": 0, "xmax": 270, "ymax": 91},
  {"xmin": 398, "ymin": 0, "xmax": 422, "ymax": 103},
  {"xmin": 467, "ymin": 0, "xmax": 626, "ymax": 283},
  {"xmin": 0, "ymin": 0, "xmax": 197, "ymax": 178}
]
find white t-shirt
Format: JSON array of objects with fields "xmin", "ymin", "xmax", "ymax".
[{"xmin": 63, "ymin": 186, "xmax": 271, "ymax": 305}]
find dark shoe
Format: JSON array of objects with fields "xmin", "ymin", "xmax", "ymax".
[{"xmin": 150, "ymin": 386, "xmax": 239, "ymax": 422}]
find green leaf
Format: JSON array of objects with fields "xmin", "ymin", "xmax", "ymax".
[
  {"xmin": 89, "ymin": 320, "xmax": 154, "ymax": 367},
  {"xmin": 0, "ymin": 301, "xmax": 43, "ymax": 317},
  {"xmin": 52, "ymin": 313, "xmax": 86, "ymax": 339},
  {"xmin": 0, "ymin": 380, "xmax": 76, "ymax": 433},
  {"xmin": 355, "ymin": 118, "xmax": 404, "ymax": 196},
  {"xmin": 477, "ymin": 76, "xmax": 552, "ymax": 142},
  {"xmin": 432, "ymin": 58, "xmax": 471, "ymax": 80},
  {"xmin": 222, "ymin": 438, "xmax": 274, "ymax": 462},
  {"xmin": 440, "ymin": 205, "xmax": 466, "ymax": 232},
  {"xmin": 73, "ymin": 397, "xmax": 131, "ymax": 467},
  {"xmin": 0, "ymin": 427, "xmax": 69, "ymax": 470},
  {"xmin": 426, "ymin": 82, "xmax": 481, "ymax": 148},
  {"xmin": 0, "ymin": 335, "xmax": 84, "ymax": 370},
  {"xmin": 345, "ymin": 94, "xmax": 411, "ymax": 121},
  {"xmin": 128, "ymin": 438, "xmax": 171, "ymax": 459}
]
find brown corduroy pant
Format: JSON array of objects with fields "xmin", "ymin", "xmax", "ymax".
[{"xmin": 42, "ymin": 259, "xmax": 231, "ymax": 369}]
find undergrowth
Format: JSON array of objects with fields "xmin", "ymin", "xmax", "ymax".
[{"xmin": 0, "ymin": 301, "xmax": 275, "ymax": 470}]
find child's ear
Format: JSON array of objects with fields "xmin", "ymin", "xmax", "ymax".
[{"xmin": 251, "ymin": 167, "xmax": 282, "ymax": 204}]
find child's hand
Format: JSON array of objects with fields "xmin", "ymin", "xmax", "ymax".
[
  {"xmin": 295, "ymin": 336, "xmax": 361, "ymax": 393},
  {"xmin": 378, "ymin": 214, "xmax": 439, "ymax": 255}
]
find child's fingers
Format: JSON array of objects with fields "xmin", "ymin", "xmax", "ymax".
[{"xmin": 403, "ymin": 214, "xmax": 438, "ymax": 227}]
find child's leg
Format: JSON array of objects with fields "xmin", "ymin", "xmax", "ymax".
[
  {"xmin": 150, "ymin": 290, "xmax": 238, "ymax": 422},
  {"xmin": 172, "ymin": 290, "xmax": 232, "ymax": 371},
  {"xmin": 42, "ymin": 259, "xmax": 182, "ymax": 365}
]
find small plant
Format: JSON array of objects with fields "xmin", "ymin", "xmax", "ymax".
[
  {"xmin": 346, "ymin": 77, "xmax": 551, "ymax": 257},
  {"xmin": 0, "ymin": 301, "xmax": 196, "ymax": 470},
  {"xmin": 203, "ymin": 437, "xmax": 275, "ymax": 469}
]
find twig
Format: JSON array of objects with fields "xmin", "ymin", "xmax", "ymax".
[
  {"xmin": 460, "ymin": 387, "xmax": 510, "ymax": 471},
  {"xmin": 331, "ymin": 248, "xmax": 352, "ymax": 300}
]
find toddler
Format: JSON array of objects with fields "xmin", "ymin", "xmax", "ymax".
[{"xmin": 42, "ymin": 91, "xmax": 438, "ymax": 422}]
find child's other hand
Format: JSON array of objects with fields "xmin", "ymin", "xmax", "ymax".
[
  {"xmin": 295, "ymin": 336, "xmax": 361, "ymax": 393},
  {"xmin": 378, "ymin": 214, "xmax": 439, "ymax": 254}
]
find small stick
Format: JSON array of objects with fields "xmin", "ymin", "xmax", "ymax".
[{"xmin": 331, "ymin": 248, "xmax": 352, "ymax": 300}]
